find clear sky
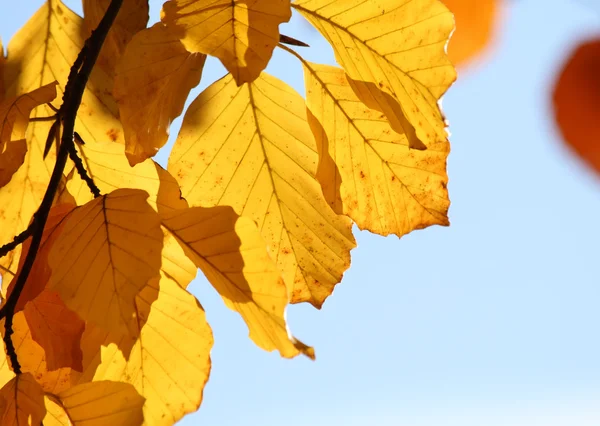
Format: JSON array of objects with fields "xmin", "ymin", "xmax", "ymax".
[{"xmin": 3, "ymin": 1, "xmax": 600, "ymax": 425}]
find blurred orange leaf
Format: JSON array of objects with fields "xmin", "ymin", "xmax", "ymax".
[{"xmin": 553, "ymin": 38, "xmax": 600, "ymax": 175}]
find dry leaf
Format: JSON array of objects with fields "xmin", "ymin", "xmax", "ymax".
[{"xmin": 0, "ymin": 373, "xmax": 46, "ymax": 426}]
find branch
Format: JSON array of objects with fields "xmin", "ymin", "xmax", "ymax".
[
  {"xmin": 0, "ymin": 228, "xmax": 33, "ymax": 260},
  {"xmin": 1, "ymin": 0, "xmax": 124, "ymax": 374},
  {"xmin": 68, "ymin": 142, "xmax": 101, "ymax": 198}
]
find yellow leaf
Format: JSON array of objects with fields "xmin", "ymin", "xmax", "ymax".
[
  {"xmin": 0, "ymin": 313, "xmax": 78, "ymax": 395},
  {"xmin": 0, "ymin": 373, "xmax": 46, "ymax": 426},
  {"xmin": 162, "ymin": 205, "xmax": 313, "ymax": 358},
  {"xmin": 43, "ymin": 396, "xmax": 69, "ymax": 426},
  {"xmin": 293, "ymin": 0, "xmax": 456, "ymax": 148},
  {"xmin": 76, "ymin": 275, "xmax": 213, "ymax": 425},
  {"xmin": 47, "ymin": 381, "xmax": 144, "ymax": 426},
  {"xmin": 0, "ymin": 82, "xmax": 57, "ymax": 188},
  {"xmin": 161, "ymin": 0, "xmax": 291, "ymax": 85},
  {"xmin": 83, "ymin": 0, "xmax": 149, "ymax": 76},
  {"xmin": 0, "ymin": 0, "xmax": 123, "ymax": 276},
  {"xmin": 304, "ymin": 62, "xmax": 449, "ymax": 236},
  {"xmin": 0, "ymin": 39, "xmax": 4, "ymax": 101},
  {"xmin": 47, "ymin": 189, "xmax": 163, "ymax": 335},
  {"xmin": 114, "ymin": 23, "xmax": 206, "ymax": 165},
  {"xmin": 169, "ymin": 73, "xmax": 356, "ymax": 307},
  {"xmin": 4, "ymin": 0, "xmax": 123, "ymax": 145},
  {"xmin": 65, "ymin": 141, "xmax": 198, "ymax": 287}
]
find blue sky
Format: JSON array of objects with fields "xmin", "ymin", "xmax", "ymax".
[{"xmin": 3, "ymin": 1, "xmax": 600, "ymax": 425}]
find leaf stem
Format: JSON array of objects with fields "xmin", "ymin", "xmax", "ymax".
[{"xmin": 0, "ymin": 0, "xmax": 124, "ymax": 374}]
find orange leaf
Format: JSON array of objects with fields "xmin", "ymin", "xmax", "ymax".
[
  {"xmin": 5, "ymin": 203, "xmax": 75, "ymax": 313},
  {"xmin": 0, "ymin": 373, "xmax": 46, "ymax": 426},
  {"xmin": 443, "ymin": 0, "xmax": 499, "ymax": 66},
  {"xmin": 553, "ymin": 38, "xmax": 600, "ymax": 175},
  {"xmin": 24, "ymin": 289, "xmax": 85, "ymax": 371}
]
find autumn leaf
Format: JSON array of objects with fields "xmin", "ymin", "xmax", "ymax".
[
  {"xmin": 161, "ymin": 0, "xmax": 291, "ymax": 85},
  {"xmin": 45, "ymin": 381, "xmax": 144, "ymax": 426},
  {"xmin": 114, "ymin": 23, "xmax": 206, "ymax": 165},
  {"xmin": 169, "ymin": 72, "xmax": 356, "ymax": 307},
  {"xmin": 75, "ymin": 274, "xmax": 213, "ymax": 425},
  {"xmin": 65, "ymin": 141, "xmax": 198, "ymax": 287},
  {"xmin": 553, "ymin": 38, "xmax": 600, "ymax": 175},
  {"xmin": 5, "ymin": 203, "xmax": 76, "ymax": 313},
  {"xmin": 0, "ymin": 0, "xmax": 122, "ymax": 277},
  {"xmin": 304, "ymin": 62, "xmax": 449, "ymax": 236},
  {"xmin": 443, "ymin": 0, "xmax": 499, "ymax": 66},
  {"xmin": 0, "ymin": 82, "xmax": 57, "ymax": 188},
  {"xmin": 47, "ymin": 189, "xmax": 163, "ymax": 335},
  {"xmin": 162, "ymin": 204, "xmax": 313, "ymax": 358},
  {"xmin": 83, "ymin": 0, "xmax": 149, "ymax": 76},
  {"xmin": 293, "ymin": 0, "xmax": 456, "ymax": 148},
  {"xmin": 0, "ymin": 373, "xmax": 46, "ymax": 426},
  {"xmin": 24, "ymin": 289, "xmax": 85, "ymax": 371},
  {"xmin": 0, "ymin": 313, "xmax": 78, "ymax": 394}
]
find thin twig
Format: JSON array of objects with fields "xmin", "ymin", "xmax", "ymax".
[
  {"xmin": 1, "ymin": 0, "xmax": 124, "ymax": 374},
  {"xmin": 68, "ymin": 143, "xmax": 100, "ymax": 198},
  {"xmin": 0, "ymin": 228, "xmax": 33, "ymax": 260}
]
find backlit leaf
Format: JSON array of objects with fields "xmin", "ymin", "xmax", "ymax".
[
  {"xmin": 0, "ymin": 313, "xmax": 78, "ymax": 394},
  {"xmin": 0, "ymin": 373, "xmax": 46, "ymax": 426},
  {"xmin": 50, "ymin": 381, "xmax": 144, "ymax": 426},
  {"xmin": 0, "ymin": 0, "xmax": 122, "ymax": 276},
  {"xmin": 83, "ymin": 0, "xmax": 149, "ymax": 76},
  {"xmin": 0, "ymin": 82, "xmax": 57, "ymax": 188},
  {"xmin": 114, "ymin": 23, "xmax": 206, "ymax": 165},
  {"xmin": 304, "ymin": 62, "xmax": 449, "ymax": 236},
  {"xmin": 65, "ymin": 141, "xmax": 198, "ymax": 287},
  {"xmin": 169, "ymin": 73, "xmax": 356, "ymax": 307},
  {"xmin": 293, "ymin": 0, "xmax": 456, "ymax": 148},
  {"xmin": 76, "ymin": 274, "xmax": 213, "ymax": 425},
  {"xmin": 552, "ymin": 38, "xmax": 600, "ymax": 175},
  {"xmin": 47, "ymin": 189, "xmax": 163, "ymax": 335},
  {"xmin": 24, "ymin": 289, "xmax": 85, "ymax": 371},
  {"xmin": 162, "ymin": 205, "xmax": 313, "ymax": 358},
  {"xmin": 42, "ymin": 396, "xmax": 69, "ymax": 426},
  {"xmin": 161, "ymin": 0, "xmax": 291, "ymax": 84}
]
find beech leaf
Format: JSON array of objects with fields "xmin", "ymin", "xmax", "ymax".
[{"xmin": 0, "ymin": 373, "xmax": 46, "ymax": 426}]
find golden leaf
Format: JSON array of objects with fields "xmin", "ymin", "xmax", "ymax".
[
  {"xmin": 24, "ymin": 290, "xmax": 85, "ymax": 371},
  {"xmin": 0, "ymin": 373, "xmax": 46, "ymax": 426},
  {"xmin": 169, "ymin": 73, "xmax": 356, "ymax": 307},
  {"xmin": 161, "ymin": 0, "xmax": 291, "ymax": 85},
  {"xmin": 76, "ymin": 275, "xmax": 213, "ymax": 425},
  {"xmin": 0, "ymin": 39, "xmax": 4, "ymax": 101},
  {"xmin": 0, "ymin": 82, "xmax": 57, "ymax": 188},
  {"xmin": 83, "ymin": 0, "xmax": 149, "ymax": 76},
  {"xmin": 162, "ymin": 205, "xmax": 313, "ymax": 358},
  {"xmin": 0, "ymin": 0, "xmax": 122, "ymax": 276},
  {"xmin": 65, "ymin": 141, "xmax": 198, "ymax": 287},
  {"xmin": 114, "ymin": 23, "xmax": 206, "ymax": 165},
  {"xmin": 47, "ymin": 189, "xmax": 163, "ymax": 335},
  {"xmin": 42, "ymin": 396, "xmax": 69, "ymax": 426},
  {"xmin": 0, "ymin": 313, "xmax": 78, "ymax": 395},
  {"xmin": 46, "ymin": 381, "xmax": 144, "ymax": 426},
  {"xmin": 293, "ymin": 0, "xmax": 456, "ymax": 148},
  {"xmin": 304, "ymin": 62, "xmax": 449, "ymax": 236}
]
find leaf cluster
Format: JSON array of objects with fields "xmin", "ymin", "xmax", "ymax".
[{"xmin": 0, "ymin": 0, "xmax": 456, "ymax": 423}]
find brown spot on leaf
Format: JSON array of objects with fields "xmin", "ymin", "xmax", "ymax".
[{"xmin": 106, "ymin": 128, "xmax": 119, "ymax": 142}]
